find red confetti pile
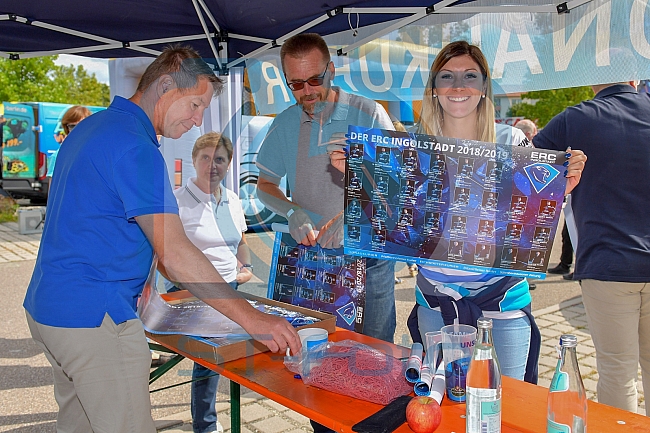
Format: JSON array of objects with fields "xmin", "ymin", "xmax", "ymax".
[{"xmin": 303, "ymin": 342, "xmax": 412, "ymax": 405}]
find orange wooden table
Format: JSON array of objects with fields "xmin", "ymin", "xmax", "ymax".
[{"xmin": 148, "ymin": 326, "xmax": 650, "ymax": 433}]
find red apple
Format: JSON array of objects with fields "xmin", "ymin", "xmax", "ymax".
[{"xmin": 405, "ymin": 396, "xmax": 442, "ymax": 433}]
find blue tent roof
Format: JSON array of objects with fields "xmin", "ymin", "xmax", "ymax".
[{"xmin": 0, "ymin": 0, "xmax": 484, "ymax": 65}]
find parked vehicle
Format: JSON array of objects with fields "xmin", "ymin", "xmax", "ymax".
[{"xmin": 0, "ymin": 102, "xmax": 104, "ymax": 203}]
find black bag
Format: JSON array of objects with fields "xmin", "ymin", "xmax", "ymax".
[{"xmin": 351, "ymin": 395, "xmax": 413, "ymax": 433}]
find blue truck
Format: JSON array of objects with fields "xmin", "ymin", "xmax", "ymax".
[{"xmin": 1, "ymin": 102, "xmax": 104, "ymax": 203}]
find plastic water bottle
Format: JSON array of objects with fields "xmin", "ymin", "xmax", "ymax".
[
  {"xmin": 466, "ymin": 317, "xmax": 502, "ymax": 433},
  {"xmin": 547, "ymin": 334, "xmax": 587, "ymax": 433}
]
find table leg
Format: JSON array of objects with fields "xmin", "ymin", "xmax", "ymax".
[{"xmin": 230, "ymin": 380, "xmax": 241, "ymax": 433}]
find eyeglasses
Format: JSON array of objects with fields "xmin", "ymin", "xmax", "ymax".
[
  {"xmin": 66, "ymin": 123, "xmax": 78, "ymax": 131},
  {"xmin": 285, "ymin": 63, "xmax": 330, "ymax": 91}
]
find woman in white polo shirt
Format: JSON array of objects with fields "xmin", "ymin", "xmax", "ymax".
[{"xmin": 168, "ymin": 131, "xmax": 252, "ymax": 433}]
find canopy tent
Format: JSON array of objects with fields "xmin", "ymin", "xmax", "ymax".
[{"xmin": 0, "ymin": 0, "xmax": 595, "ymax": 71}]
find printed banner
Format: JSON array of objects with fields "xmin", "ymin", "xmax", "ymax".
[
  {"xmin": 343, "ymin": 126, "xmax": 567, "ymax": 279},
  {"xmin": 247, "ymin": 0, "xmax": 650, "ymax": 115},
  {"xmin": 267, "ymin": 232, "xmax": 366, "ymax": 332}
]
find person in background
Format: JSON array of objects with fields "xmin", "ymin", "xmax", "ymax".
[
  {"xmin": 409, "ymin": 41, "xmax": 585, "ymax": 384},
  {"xmin": 514, "ymin": 118, "xmax": 537, "ymax": 144},
  {"xmin": 23, "ymin": 45, "xmax": 300, "ymax": 433},
  {"xmin": 547, "ymin": 221, "xmax": 574, "ymax": 280},
  {"xmin": 534, "ymin": 78, "xmax": 649, "ymax": 414},
  {"xmin": 166, "ymin": 132, "xmax": 252, "ymax": 433},
  {"xmin": 46, "ymin": 105, "xmax": 92, "ymax": 194},
  {"xmin": 49, "ymin": 105, "xmax": 92, "ymax": 174},
  {"xmin": 255, "ymin": 33, "xmax": 396, "ymax": 433}
]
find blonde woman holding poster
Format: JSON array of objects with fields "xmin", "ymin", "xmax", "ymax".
[
  {"xmin": 410, "ymin": 41, "xmax": 585, "ymax": 384},
  {"xmin": 328, "ymin": 41, "xmax": 586, "ymax": 384}
]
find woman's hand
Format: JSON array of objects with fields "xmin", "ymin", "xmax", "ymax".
[{"xmin": 564, "ymin": 147, "xmax": 587, "ymax": 195}]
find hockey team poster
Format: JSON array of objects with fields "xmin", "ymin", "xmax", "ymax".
[
  {"xmin": 343, "ymin": 126, "xmax": 567, "ymax": 279},
  {"xmin": 268, "ymin": 232, "xmax": 366, "ymax": 332}
]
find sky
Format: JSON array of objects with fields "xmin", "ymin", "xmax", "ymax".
[{"xmin": 54, "ymin": 54, "xmax": 109, "ymax": 84}]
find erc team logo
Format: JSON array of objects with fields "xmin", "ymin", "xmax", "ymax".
[
  {"xmin": 337, "ymin": 301, "xmax": 357, "ymax": 326},
  {"xmin": 523, "ymin": 163, "xmax": 560, "ymax": 193}
]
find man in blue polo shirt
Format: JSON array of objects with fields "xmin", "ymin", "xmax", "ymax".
[
  {"xmin": 23, "ymin": 46, "xmax": 300, "ymax": 432},
  {"xmin": 534, "ymin": 80, "xmax": 650, "ymax": 414}
]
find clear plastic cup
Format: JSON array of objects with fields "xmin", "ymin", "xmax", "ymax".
[{"xmin": 441, "ymin": 324, "xmax": 477, "ymax": 402}]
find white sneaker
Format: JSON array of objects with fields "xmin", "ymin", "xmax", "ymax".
[{"xmin": 211, "ymin": 421, "xmax": 224, "ymax": 433}]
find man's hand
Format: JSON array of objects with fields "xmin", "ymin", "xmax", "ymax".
[
  {"xmin": 136, "ymin": 213, "xmax": 301, "ymax": 355},
  {"xmin": 326, "ymin": 132, "xmax": 348, "ymax": 174},
  {"xmin": 241, "ymin": 309, "xmax": 301, "ymax": 354},
  {"xmin": 288, "ymin": 207, "xmax": 317, "ymax": 246},
  {"xmin": 564, "ymin": 147, "xmax": 587, "ymax": 195},
  {"xmin": 235, "ymin": 268, "xmax": 253, "ymax": 284},
  {"xmin": 317, "ymin": 211, "xmax": 344, "ymax": 249}
]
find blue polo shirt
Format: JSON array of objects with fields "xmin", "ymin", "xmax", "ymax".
[
  {"xmin": 534, "ymin": 84, "xmax": 650, "ymax": 282},
  {"xmin": 24, "ymin": 97, "xmax": 179, "ymax": 327}
]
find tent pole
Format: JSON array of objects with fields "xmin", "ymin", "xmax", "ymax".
[
  {"xmin": 227, "ymin": 10, "xmax": 337, "ymax": 69},
  {"xmin": 191, "ymin": 0, "xmax": 222, "ymax": 69}
]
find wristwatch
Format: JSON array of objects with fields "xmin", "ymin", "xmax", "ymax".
[
  {"xmin": 286, "ymin": 206, "xmax": 300, "ymax": 219},
  {"xmin": 240, "ymin": 264, "xmax": 253, "ymax": 272}
]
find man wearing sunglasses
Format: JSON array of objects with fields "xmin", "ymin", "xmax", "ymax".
[{"xmin": 256, "ymin": 32, "xmax": 397, "ymax": 433}]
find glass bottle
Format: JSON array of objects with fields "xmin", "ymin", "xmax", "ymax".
[
  {"xmin": 547, "ymin": 334, "xmax": 587, "ymax": 433},
  {"xmin": 466, "ymin": 317, "xmax": 502, "ymax": 433}
]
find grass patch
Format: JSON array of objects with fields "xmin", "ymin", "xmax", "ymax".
[{"xmin": 0, "ymin": 196, "xmax": 18, "ymax": 223}]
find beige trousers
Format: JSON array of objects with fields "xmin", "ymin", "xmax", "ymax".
[
  {"xmin": 580, "ymin": 279, "xmax": 650, "ymax": 414},
  {"xmin": 26, "ymin": 312, "xmax": 156, "ymax": 432}
]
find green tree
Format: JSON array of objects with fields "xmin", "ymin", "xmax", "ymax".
[
  {"xmin": 508, "ymin": 86, "xmax": 594, "ymax": 128},
  {"xmin": 51, "ymin": 64, "xmax": 110, "ymax": 106},
  {"xmin": 0, "ymin": 56, "xmax": 109, "ymax": 106}
]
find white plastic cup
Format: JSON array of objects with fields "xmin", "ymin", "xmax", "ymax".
[{"xmin": 298, "ymin": 327, "xmax": 328, "ymax": 351}]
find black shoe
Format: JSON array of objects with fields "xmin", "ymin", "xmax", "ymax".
[
  {"xmin": 547, "ymin": 263, "xmax": 571, "ymax": 274},
  {"xmin": 563, "ymin": 272, "xmax": 574, "ymax": 281},
  {"xmin": 528, "ymin": 283, "xmax": 537, "ymax": 290}
]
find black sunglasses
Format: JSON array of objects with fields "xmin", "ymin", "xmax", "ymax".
[
  {"xmin": 66, "ymin": 123, "xmax": 78, "ymax": 131},
  {"xmin": 285, "ymin": 63, "xmax": 330, "ymax": 91}
]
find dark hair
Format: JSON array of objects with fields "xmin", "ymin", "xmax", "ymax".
[
  {"xmin": 136, "ymin": 44, "xmax": 224, "ymax": 96},
  {"xmin": 280, "ymin": 33, "xmax": 330, "ymax": 70},
  {"xmin": 62, "ymin": 106, "xmax": 92, "ymax": 135}
]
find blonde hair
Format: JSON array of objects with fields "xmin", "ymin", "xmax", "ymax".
[
  {"xmin": 418, "ymin": 41, "xmax": 496, "ymax": 143},
  {"xmin": 192, "ymin": 132, "xmax": 233, "ymax": 162}
]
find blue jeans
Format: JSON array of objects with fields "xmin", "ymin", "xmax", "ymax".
[
  {"xmin": 311, "ymin": 259, "xmax": 396, "ymax": 433},
  {"xmin": 416, "ymin": 305, "xmax": 531, "ymax": 380},
  {"xmin": 362, "ymin": 258, "xmax": 397, "ymax": 343},
  {"xmin": 168, "ymin": 282, "xmax": 239, "ymax": 433}
]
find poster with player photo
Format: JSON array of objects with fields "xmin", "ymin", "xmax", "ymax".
[
  {"xmin": 268, "ymin": 231, "xmax": 366, "ymax": 332},
  {"xmin": 343, "ymin": 126, "xmax": 567, "ymax": 279}
]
